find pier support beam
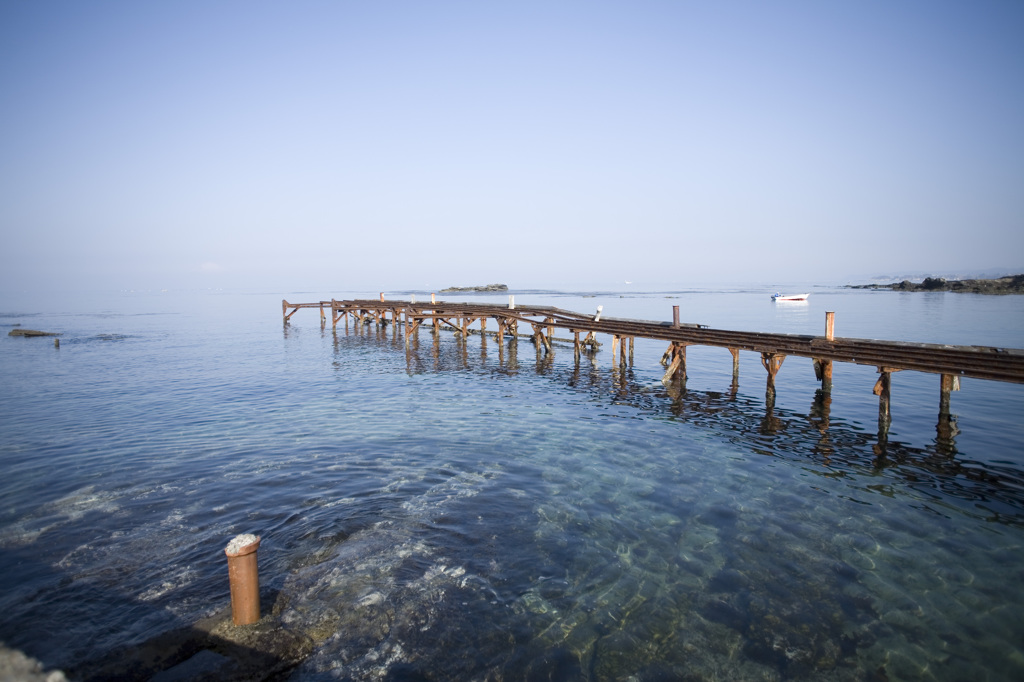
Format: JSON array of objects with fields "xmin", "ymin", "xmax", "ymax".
[
  {"xmin": 531, "ymin": 322, "xmax": 551, "ymax": 355},
  {"xmin": 612, "ymin": 336, "xmax": 630, "ymax": 367},
  {"xmin": 729, "ymin": 348, "xmax": 740, "ymax": 378},
  {"xmin": 873, "ymin": 367, "xmax": 900, "ymax": 434},
  {"xmin": 937, "ymin": 373, "xmax": 961, "ymax": 443},
  {"xmin": 813, "ymin": 312, "xmax": 836, "ymax": 394},
  {"xmin": 761, "ymin": 352, "xmax": 785, "ymax": 398},
  {"xmin": 662, "ymin": 343, "xmax": 687, "ymax": 384}
]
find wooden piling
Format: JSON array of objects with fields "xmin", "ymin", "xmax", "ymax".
[
  {"xmin": 811, "ymin": 312, "xmax": 836, "ymax": 394},
  {"xmin": 662, "ymin": 343, "xmax": 687, "ymax": 384},
  {"xmin": 761, "ymin": 352, "xmax": 785, "ymax": 396},
  {"xmin": 937, "ymin": 373, "xmax": 961, "ymax": 444},
  {"xmin": 939, "ymin": 373, "xmax": 960, "ymax": 417},
  {"xmin": 729, "ymin": 348, "xmax": 740, "ymax": 377},
  {"xmin": 873, "ymin": 367, "xmax": 899, "ymax": 434}
]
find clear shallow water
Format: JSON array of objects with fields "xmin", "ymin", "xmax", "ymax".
[{"xmin": 1, "ymin": 287, "xmax": 1023, "ymax": 680}]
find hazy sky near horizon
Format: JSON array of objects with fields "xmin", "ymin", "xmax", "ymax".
[{"xmin": 2, "ymin": 0, "xmax": 1022, "ymax": 293}]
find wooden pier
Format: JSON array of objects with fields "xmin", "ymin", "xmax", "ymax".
[{"xmin": 283, "ymin": 295, "xmax": 1024, "ymax": 437}]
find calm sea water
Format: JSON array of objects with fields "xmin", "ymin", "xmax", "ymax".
[{"xmin": 1, "ymin": 286, "xmax": 1023, "ymax": 681}]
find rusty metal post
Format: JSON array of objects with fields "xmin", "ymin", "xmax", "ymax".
[
  {"xmin": 225, "ymin": 534, "xmax": 261, "ymax": 625},
  {"xmin": 672, "ymin": 306, "xmax": 680, "ymax": 329}
]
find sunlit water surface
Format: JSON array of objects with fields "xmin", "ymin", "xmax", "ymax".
[{"xmin": 1, "ymin": 287, "xmax": 1022, "ymax": 681}]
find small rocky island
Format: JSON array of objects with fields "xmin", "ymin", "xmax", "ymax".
[
  {"xmin": 849, "ymin": 274, "xmax": 1024, "ymax": 294},
  {"xmin": 439, "ymin": 283, "xmax": 508, "ymax": 293}
]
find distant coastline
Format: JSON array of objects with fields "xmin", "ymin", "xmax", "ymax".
[
  {"xmin": 847, "ymin": 274, "xmax": 1024, "ymax": 294},
  {"xmin": 439, "ymin": 283, "xmax": 508, "ymax": 293}
]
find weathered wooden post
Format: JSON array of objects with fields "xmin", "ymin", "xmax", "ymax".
[
  {"xmin": 662, "ymin": 343, "xmax": 687, "ymax": 384},
  {"xmin": 938, "ymin": 373, "xmax": 961, "ymax": 442},
  {"xmin": 873, "ymin": 368, "xmax": 896, "ymax": 434},
  {"xmin": 939, "ymin": 373, "xmax": 959, "ymax": 418},
  {"xmin": 574, "ymin": 331, "xmax": 581, "ymax": 363},
  {"xmin": 815, "ymin": 312, "xmax": 835, "ymax": 394},
  {"xmin": 282, "ymin": 300, "xmax": 288, "ymax": 323},
  {"xmin": 729, "ymin": 348, "xmax": 740, "ymax": 378},
  {"xmin": 672, "ymin": 306, "xmax": 680, "ymax": 329},
  {"xmin": 761, "ymin": 352, "xmax": 785, "ymax": 398}
]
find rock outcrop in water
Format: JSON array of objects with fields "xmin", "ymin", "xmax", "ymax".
[
  {"xmin": 848, "ymin": 274, "xmax": 1024, "ymax": 294},
  {"xmin": 439, "ymin": 283, "xmax": 508, "ymax": 293},
  {"xmin": 8, "ymin": 329, "xmax": 62, "ymax": 337}
]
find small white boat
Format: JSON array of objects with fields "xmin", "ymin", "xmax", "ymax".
[{"xmin": 771, "ymin": 292, "xmax": 809, "ymax": 301}]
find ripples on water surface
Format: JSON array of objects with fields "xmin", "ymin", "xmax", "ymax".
[{"xmin": 1, "ymin": 288, "xmax": 1023, "ymax": 681}]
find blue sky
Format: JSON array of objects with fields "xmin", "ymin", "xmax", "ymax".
[{"xmin": 2, "ymin": 0, "xmax": 1022, "ymax": 292}]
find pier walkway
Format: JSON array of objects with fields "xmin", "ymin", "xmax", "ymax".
[{"xmin": 283, "ymin": 296, "xmax": 1024, "ymax": 436}]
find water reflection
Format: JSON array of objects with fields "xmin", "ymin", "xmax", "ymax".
[{"xmin": 351, "ymin": 327, "xmax": 1024, "ymax": 527}]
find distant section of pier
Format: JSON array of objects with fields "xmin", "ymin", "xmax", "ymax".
[{"xmin": 283, "ymin": 295, "xmax": 1024, "ymax": 438}]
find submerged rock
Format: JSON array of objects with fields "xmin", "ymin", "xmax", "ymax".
[{"xmin": 8, "ymin": 329, "xmax": 61, "ymax": 337}]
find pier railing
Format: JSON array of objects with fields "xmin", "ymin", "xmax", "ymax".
[{"xmin": 283, "ymin": 296, "xmax": 1024, "ymax": 436}]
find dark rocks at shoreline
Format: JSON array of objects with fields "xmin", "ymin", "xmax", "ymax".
[
  {"xmin": 439, "ymin": 283, "xmax": 509, "ymax": 293},
  {"xmin": 848, "ymin": 274, "xmax": 1024, "ymax": 294}
]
